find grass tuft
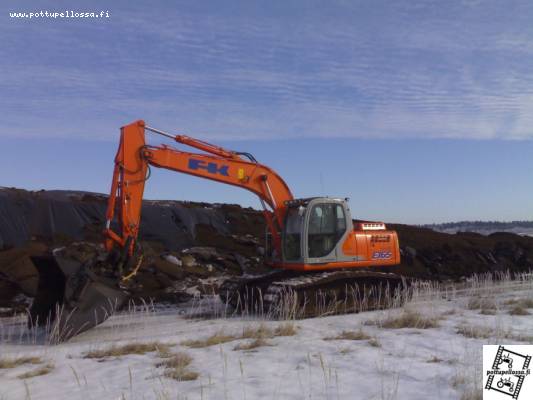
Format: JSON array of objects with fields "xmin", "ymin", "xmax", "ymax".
[
  {"xmin": 156, "ymin": 353, "xmax": 199, "ymax": 381},
  {"xmin": 241, "ymin": 324, "xmax": 274, "ymax": 339},
  {"xmin": 467, "ymin": 297, "xmax": 496, "ymax": 311},
  {"xmin": 156, "ymin": 346, "xmax": 174, "ymax": 359},
  {"xmin": 505, "ymin": 298, "xmax": 533, "ymax": 308},
  {"xmin": 324, "ymin": 329, "xmax": 371, "ymax": 341},
  {"xmin": 368, "ymin": 338, "xmax": 381, "ymax": 348},
  {"xmin": 17, "ymin": 363, "xmax": 54, "ymax": 379},
  {"xmin": 0, "ymin": 357, "xmax": 43, "ymax": 369},
  {"xmin": 456, "ymin": 325, "xmax": 493, "ymax": 339},
  {"xmin": 274, "ymin": 323, "xmax": 298, "ymax": 337},
  {"xmin": 83, "ymin": 342, "xmax": 173, "ymax": 359},
  {"xmin": 370, "ymin": 310, "xmax": 440, "ymax": 329},
  {"xmin": 509, "ymin": 305, "xmax": 530, "ymax": 316},
  {"xmin": 234, "ymin": 338, "xmax": 271, "ymax": 351},
  {"xmin": 181, "ymin": 332, "xmax": 238, "ymax": 348},
  {"xmin": 183, "ymin": 323, "xmax": 298, "ymax": 349}
]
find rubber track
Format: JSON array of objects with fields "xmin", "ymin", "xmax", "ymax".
[{"xmin": 220, "ymin": 270, "xmax": 409, "ymax": 318}]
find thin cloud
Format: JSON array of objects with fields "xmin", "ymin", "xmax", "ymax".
[{"xmin": 1, "ymin": 1, "xmax": 532, "ymax": 140}]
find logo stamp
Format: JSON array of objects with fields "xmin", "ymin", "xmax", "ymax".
[
  {"xmin": 372, "ymin": 251, "xmax": 392, "ymax": 260},
  {"xmin": 484, "ymin": 345, "xmax": 532, "ymax": 399},
  {"xmin": 188, "ymin": 159, "xmax": 229, "ymax": 176}
]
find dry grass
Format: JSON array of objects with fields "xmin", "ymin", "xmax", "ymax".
[
  {"xmin": 515, "ymin": 334, "xmax": 533, "ymax": 343},
  {"xmin": 274, "ymin": 323, "xmax": 298, "ymax": 337},
  {"xmin": 509, "ymin": 305, "xmax": 530, "ymax": 316},
  {"xmin": 479, "ymin": 309, "xmax": 496, "ymax": 315},
  {"xmin": 0, "ymin": 356, "xmax": 43, "ymax": 369},
  {"xmin": 442, "ymin": 309, "xmax": 457, "ymax": 316},
  {"xmin": 456, "ymin": 324, "xmax": 532, "ymax": 342},
  {"xmin": 370, "ymin": 310, "xmax": 440, "ymax": 329},
  {"xmin": 234, "ymin": 338, "xmax": 271, "ymax": 351},
  {"xmin": 83, "ymin": 342, "xmax": 173, "ymax": 359},
  {"xmin": 467, "ymin": 296, "xmax": 497, "ymax": 311},
  {"xmin": 456, "ymin": 325, "xmax": 497, "ymax": 339},
  {"xmin": 17, "ymin": 363, "xmax": 54, "ymax": 379},
  {"xmin": 324, "ymin": 329, "xmax": 371, "ymax": 341},
  {"xmin": 181, "ymin": 332, "xmax": 239, "ymax": 348},
  {"xmin": 156, "ymin": 353, "xmax": 199, "ymax": 381},
  {"xmin": 519, "ymin": 298, "xmax": 533, "ymax": 308},
  {"xmin": 368, "ymin": 338, "xmax": 381, "ymax": 348},
  {"xmin": 338, "ymin": 347, "xmax": 353, "ymax": 355},
  {"xmin": 241, "ymin": 324, "xmax": 275, "ymax": 339},
  {"xmin": 183, "ymin": 323, "xmax": 298, "ymax": 349},
  {"xmin": 505, "ymin": 298, "xmax": 533, "ymax": 308},
  {"xmin": 156, "ymin": 346, "xmax": 174, "ymax": 359},
  {"xmin": 427, "ymin": 356, "xmax": 444, "ymax": 363}
]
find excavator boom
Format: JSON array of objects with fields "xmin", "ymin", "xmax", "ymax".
[{"xmin": 104, "ymin": 120, "xmax": 293, "ymax": 261}]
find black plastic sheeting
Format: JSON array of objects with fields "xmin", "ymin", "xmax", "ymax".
[{"xmin": 0, "ymin": 188, "xmax": 230, "ymax": 251}]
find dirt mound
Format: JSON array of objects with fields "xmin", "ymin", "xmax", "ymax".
[
  {"xmin": 0, "ymin": 188, "xmax": 263, "ymax": 251},
  {"xmin": 391, "ymin": 224, "xmax": 533, "ymax": 280},
  {"xmin": 1, "ymin": 187, "xmax": 532, "ymax": 313},
  {"xmin": 0, "ymin": 188, "xmax": 265, "ymax": 312}
]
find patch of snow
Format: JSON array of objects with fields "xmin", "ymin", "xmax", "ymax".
[{"xmin": 0, "ymin": 277, "xmax": 532, "ymax": 399}]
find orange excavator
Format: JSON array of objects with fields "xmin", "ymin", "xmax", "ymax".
[{"xmin": 30, "ymin": 120, "xmax": 401, "ymax": 341}]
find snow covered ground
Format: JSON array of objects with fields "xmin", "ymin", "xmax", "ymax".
[{"xmin": 1, "ymin": 275, "xmax": 532, "ymax": 400}]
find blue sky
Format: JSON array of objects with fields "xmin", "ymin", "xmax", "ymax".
[{"xmin": 1, "ymin": 1, "xmax": 532, "ymax": 223}]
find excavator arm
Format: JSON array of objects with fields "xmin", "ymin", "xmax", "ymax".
[{"xmin": 104, "ymin": 120, "xmax": 294, "ymax": 262}]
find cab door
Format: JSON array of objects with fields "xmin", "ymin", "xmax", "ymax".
[{"xmin": 306, "ymin": 202, "xmax": 347, "ymax": 263}]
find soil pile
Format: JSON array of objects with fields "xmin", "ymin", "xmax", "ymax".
[
  {"xmin": 1, "ymin": 187, "xmax": 532, "ymax": 314},
  {"xmin": 391, "ymin": 223, "xmax": 533, "ymax": 280}
]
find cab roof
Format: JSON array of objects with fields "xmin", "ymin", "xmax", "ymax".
[{"xmin": 284, "ymin": 197, "xmax": 347, "ymax": 207}]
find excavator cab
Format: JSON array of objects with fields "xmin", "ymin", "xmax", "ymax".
[{"xmin": 281, "ymin": 197, "xmax": 399, "ymax": 270}]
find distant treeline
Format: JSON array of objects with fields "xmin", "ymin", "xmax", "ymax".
[{"xmin": 424, "ymin": 220, "xmax": 533, "ymax": 231}]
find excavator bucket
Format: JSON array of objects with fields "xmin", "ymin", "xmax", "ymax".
[{"xmin": 29, "ymin": 255, "xmax": 128, "ymax": 342}]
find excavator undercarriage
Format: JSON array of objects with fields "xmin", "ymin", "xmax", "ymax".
[{"xmin": 220, "ymin": 269, "xmax": 409, "ymax": 319}]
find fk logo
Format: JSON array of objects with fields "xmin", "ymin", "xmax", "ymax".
[{"xmin": 188, "ymin": 159, "xmax": 229, "ymax": 176}]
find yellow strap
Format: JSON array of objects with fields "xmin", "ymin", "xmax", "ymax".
[{"xmin": 121, "ymin": 255, "xmax": 144, "ymax": 282}]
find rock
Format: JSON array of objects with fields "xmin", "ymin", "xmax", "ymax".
[
  {"xmin": 152, "ymin": 256, "xmax": 185, "ymax": 280},
  {"xmin": 162, "ymin": 254, "xmax": 182, "ymax": 266},
  {"xmin": 0, "ymin": 242, "xmax": 47, "ymax": 297},
  {"xmin": 183, "ymin": 247, "xmax": 219, "ymax": 260},
  {"xmin": 181, "ymin": 254, "xmax": 196, "ymax": 268}
]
